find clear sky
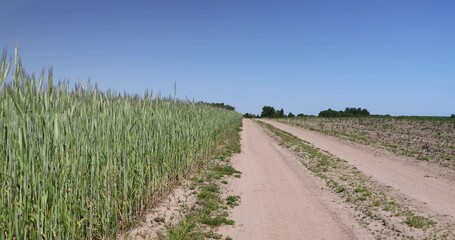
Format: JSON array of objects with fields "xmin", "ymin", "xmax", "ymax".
[{"xmin": 1, "ymin": 0, "xmax": 454, "ymax": 116}]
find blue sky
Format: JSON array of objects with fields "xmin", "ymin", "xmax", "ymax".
[{"xmin": 1, "ymin": 0, "xmax": 454, "ymax": 116}]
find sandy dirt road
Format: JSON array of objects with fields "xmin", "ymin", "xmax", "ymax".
[
  {"xmin": 219, "ymin": 119, "xmax": 372, "ymax": 240},
  {"xmin": 258, "ymin": 119, "xmax": 455, "ymax": 221}
]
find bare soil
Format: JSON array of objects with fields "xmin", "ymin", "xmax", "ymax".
[
  {"xmin": 259, "ymin": 119, "xmax": 455, "ymax": 223},
  {"xmin": 280, "ymin": 117, "xmax": 455, "ymax": 169},
  {"xmin": 119, "ymin": 185, "xmax": 197, "ymax": 240},
  {"xmin": 219, "ymin": 119, "xmax": 373, "ymax": 240}
]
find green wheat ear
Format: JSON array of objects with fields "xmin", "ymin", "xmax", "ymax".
[{"xmin": 0, "ymin": 50, "xmax": 12, "ymax": 84}]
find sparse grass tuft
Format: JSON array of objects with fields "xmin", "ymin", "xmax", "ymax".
[
  {"xmin": 405, "ymin": 216, "xmax": 435, "ymax": 229},
  {"xmin": 226, "ymin": 195, "xmax": 241, "ymax": 208},
  {"xmin": 201, "ymin": 212, "xmax": 235, "ymax": 227},
  {"xmin": 202, "ymin": 183, "xmax": 220, "ymax": 193}
]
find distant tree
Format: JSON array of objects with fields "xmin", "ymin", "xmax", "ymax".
[
  {"xmin": 288, "ymin": 112, "xmax": 295, "ymax": 117},
  {"xmin": 243, "ymin": 113, "xmax": 257, "ymax": 118},
  {"xmin": 319, "ymin": 107, "xmax": 370, "ymax": 118},
  {"xmin": 361, "ymin": 109, "xmax": 370, "ymax": 116},
  {"xmin": 297, "ymin": 113, "xmax": 306, "ymax": 117},
  {"xmin": 261, "ymin": 106, "xmax": 276, "ymax": 118},
  {"xmin": 344, "ymin": 107, "xmax": 370, "ymax": 116},
  {"xmin": 199, "ymin": 102, "xmax": 235, "ymax": 111},
  {"xmin": 319, "ymin": 108, "xmax": 343, "ymax": 117},
  {"xmin": 260, "ymin": 106, "xmax": 288, "ymax": 118},
  {"xmin": 451, "ymin": 114, "xmax": 455, "ymax": 118}
]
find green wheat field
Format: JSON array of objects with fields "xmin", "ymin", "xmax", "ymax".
[{"xmin": 0, "ymin": 48, "xmax": 242, "ymax": 239}]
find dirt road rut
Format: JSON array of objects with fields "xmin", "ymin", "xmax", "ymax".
[
  {"xmin": 219, "ymin": 119, "xmax": 372, "ymax": 240},
  {"xmin": 259, "ymin": 119, "xmax": 455, "ymax": 221}
]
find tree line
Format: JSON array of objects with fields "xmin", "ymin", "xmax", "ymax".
[
  {"xmin": 244, "ymin": 106, "xmax": 454, "ymax": 119},
  {"xmin": 318, "ymin": 107, "xmax": 370, "ymax": 117},
  {"xmin": 244, "ymin": 106, "xmax": 370, "ymax": 118},
  {"xmin": 198, "ymin": 102, "xmax": 235, "ymax": 111},
  {"xmin": 244, "ymin": 106, "xmax": 306, "ymax": 118}
]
